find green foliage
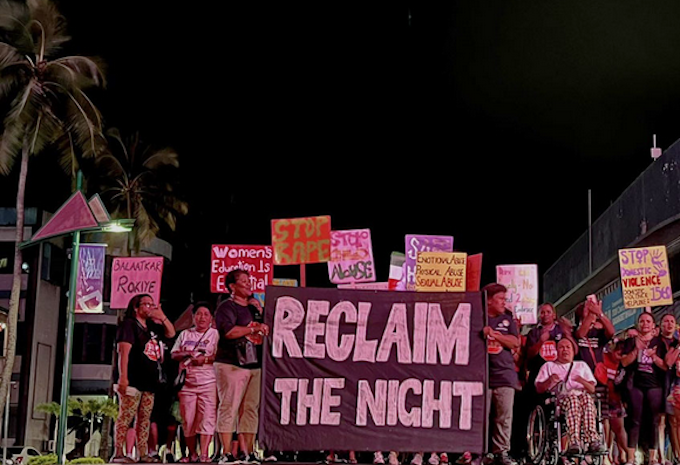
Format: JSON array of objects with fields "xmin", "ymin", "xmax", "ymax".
[
  {"xmin": 27, "ymin": 455, "xmax": 105, "ymax": 465},
  {"xmin": 68, "ymin": 458, "xmax": 105, "ymax": 464},
  {"xmin": 70, "ymin": 397, "xmax": 118, "ymax": 420},
  {"xmin": 27, "ymin": 454, "xmax": 57, "ymax": 465},
  {"xmin": 34, "ymin": 399, "xmax": 79, "ymax": 418}
]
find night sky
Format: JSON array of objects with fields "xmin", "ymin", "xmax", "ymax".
[{"xmin": 6, "ymin": 2, "xmax": 680, "ymax": 315}]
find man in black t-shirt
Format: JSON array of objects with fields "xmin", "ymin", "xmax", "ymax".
[{"xmin": 482, "ymin": 283, "xmax": 520, "ymax": 465}]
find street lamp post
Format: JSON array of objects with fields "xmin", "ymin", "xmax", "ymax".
[{"xmin": 55, "ymin": 183, "xmax": 82, "ymax": 463}]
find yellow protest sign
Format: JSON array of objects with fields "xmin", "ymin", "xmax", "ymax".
[
  {"xmin": 415, "ymin": 252, "xmax": 467, "ymax": 292},
  {"xmin": 618, "ymin": 246, "xmax": 673, "ymax": 309}
]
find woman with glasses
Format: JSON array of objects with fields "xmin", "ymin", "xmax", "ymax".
[{"xmin": 112, "ymin": 293, "xmax": 176, "ymax": 463}]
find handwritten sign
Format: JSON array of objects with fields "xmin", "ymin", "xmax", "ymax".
[
  {"xmin": 273, "ymin": 278, "xmax": 299, "ymax": 287},
  {"xmin": 211, "ymin": 245, "xmax": 273, "ymax": 293},
  {"xmin": 328, "ymin": 229, "xmax": 375, "ymax": 284},
  {"xmin": 496, "ymin": 264, "xmax": 538, "ymax": 325},
  {"xmin": 110, "ymin": 257, "xmax": 164, "ymax": 309},
  {"xmin": 75, "ymin": 244, "xmax": 105, "ymax": 313},
  {"xmin": 271, "ymin": 216, "xmax": 331, "ymax": 265},
  {"xmin": 405, "ymin": 235, "xmax": 454, "ymax": 290},
  {"xmin": 466, "ymin": 254, "xmax": 483, "ymax": 292},
  {"xmin": 416, "ymin": 252, "xmax": 467, "ymax": 292},
  {"xmin": 618, "ymin": 246, "xmax": 673, "ymax": 308}
]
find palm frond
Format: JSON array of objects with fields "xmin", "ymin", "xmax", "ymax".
[
  {"xmin": 0, "ymin": 117, "xmax": 22, "ymax": 174},
  {"xmin": 48, "ymin": 55, "xmax": 105, "ymax": 88},
  {"xmin": 142, "ymin": 147, "xmax": 179, "ymax": 169}
]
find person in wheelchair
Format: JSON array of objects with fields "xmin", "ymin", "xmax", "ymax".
[{"xmin": 535, "ymin": 337, "xmax": 607, "ymax": 456}]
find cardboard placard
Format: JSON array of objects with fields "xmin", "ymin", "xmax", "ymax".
[
  {"xmin": 110, "ymin": 257, "xmax": 164, "ymax": 309},
  {"xmin": 328, "ymin": 229, "xmax": 375, "ymax": 284},
  {"xmin": 415, "ymin": 252, "xmax": 467, "ymax": 292},
  {"xmin": 619, "ymin": 246, "xmax": 673, "ymax": 308},
  {"xmin": 272, "ymin": 216, "xmax": 331, "ymax": 265}
]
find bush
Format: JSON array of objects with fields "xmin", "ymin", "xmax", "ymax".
[
  {"xmin": 27, "ymin": 454, "xmax": 57, "ymax": 465},
  {"xmin": 68, "ymin": 458, "xmax": 105, "ymax": 464},
  {"xmin": 26, "ymin": 454, "xmax": 104, "ymax": 465}
]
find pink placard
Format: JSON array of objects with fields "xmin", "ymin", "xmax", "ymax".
[
  {"xmin": 328, "ymin": 229, "xmax": 375, "ymax": 284},
  {"xmin": 110, "ymin": 257, "xmax": 164, "ymax": 309}
]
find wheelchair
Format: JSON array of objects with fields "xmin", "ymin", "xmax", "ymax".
[{"xmin": 525, "ymin": 391, "xmax": 606, "ymax": 465}]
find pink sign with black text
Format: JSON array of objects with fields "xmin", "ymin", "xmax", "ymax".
[{"xmin": 328, "ymin": 229, "xmax": 375, "ymax": 284}]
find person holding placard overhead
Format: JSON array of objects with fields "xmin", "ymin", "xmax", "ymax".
[{"xmin": 112, "ymin": 294, "xmax": 176, "ymax": 464}]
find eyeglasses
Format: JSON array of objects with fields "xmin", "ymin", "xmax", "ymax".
[{"xmin": 139, "ymin": 302, "xmax": 154, "ymax": 307}]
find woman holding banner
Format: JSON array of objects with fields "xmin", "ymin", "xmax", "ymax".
[
  {"xmin": 112, "ymin": 293, "xmax": 176, "ymax": 463},
  {"xmin": 214, "ymin": 270, "xmax": 270, "ymax": 464}
]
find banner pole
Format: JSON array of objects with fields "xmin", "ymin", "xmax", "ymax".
[{"xmin": 300, "ymin": 264, "xmax": 306, "ymax": 287}]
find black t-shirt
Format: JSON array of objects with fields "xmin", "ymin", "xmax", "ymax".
[
  {"xmin": 576, "ymin": 326, "xmax": 610, "ymax": 371},
  {"xmin": 487, "ymin": 312, "xmax": 519, "ymax": 389},
  {"xmin": 215, "ymin": 299, "xmax": 262, "ymax": 368},
  {"xmin": 116, "ymin": 318, "xmax": 166, "ymax": 392},
  {"xmin": 622, "ymin": 336, "xmax": 668, "ymax": 389},
  {"xmin": 526, "ymin": 324, "xmax": 567, "ymax": 385}
]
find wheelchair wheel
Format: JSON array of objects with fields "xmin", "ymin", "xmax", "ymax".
[
  {"xmin": 587, "ymin": 454, "xmax": 603, "ymax": 465},
  {"xmin": 545, "ymin": 446, "xmax": 559, "ymax": 465},
  {"xmin": 526, "ymin": 405, "xmax": 547, "ymax": 465}
]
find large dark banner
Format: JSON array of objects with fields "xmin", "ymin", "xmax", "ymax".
[{"xmin": 259, "ymin": 287, "xmax": 487, "ymax": 453}]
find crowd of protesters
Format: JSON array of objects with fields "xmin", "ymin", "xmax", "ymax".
[{"xmin": 109, "ymin": 274, "xmax": 680, "ymax": 465}]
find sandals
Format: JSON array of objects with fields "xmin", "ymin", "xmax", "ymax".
[
  {"xmin": 111, "ymin": 456, "xmax": 136, "ymax": 464},
  {"xmin": 139, "ymin": 455, "xmax": 162, "ymax": 463}
]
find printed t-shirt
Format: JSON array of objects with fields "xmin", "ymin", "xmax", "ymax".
[
  {"xmin": 172, "ymin": 327, "xmax": 219, "ymax": 386},
  {"xmin": 116, "ymin": 318, "xmax": 165, "ymax": 392},
  {"xmin": 526, "ymin": 324, "xmax": 566, "ymax": 383},
  {"xmin": 622, "ymin": 336, "xmax": 667, "ymax": 389},
  {"xmin": 488, "ymin": 312, "xmax": 519, "ymax": 389},
  {"xmin": 576, "ymin": 326, "xmax": 609, "ymax": 370}
]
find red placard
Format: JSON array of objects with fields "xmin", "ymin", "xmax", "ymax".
[
  {"xmin": 211, "ymin": 245, "xmax": 274, "ymax": 293},
  {"xmin": 271, "ymin": 216, "xmax": 331, "ymax": 265},
  {"xmin": 466, "ymin": 254, "xmax": 483, "ymax": 292}
]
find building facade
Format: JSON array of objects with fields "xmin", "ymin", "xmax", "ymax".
[{"xmin": 544, "ymin": 138, "xmax": 680, "ymax": 326}]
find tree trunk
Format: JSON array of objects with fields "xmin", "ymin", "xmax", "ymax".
[{"xmin": 0, "ymin": 143, "xmax": 29, "ymax": 414}]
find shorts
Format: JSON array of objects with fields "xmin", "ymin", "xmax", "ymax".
[{"xmin": 608, "ymin": 399, "xmax": 627, "ymax": 418}]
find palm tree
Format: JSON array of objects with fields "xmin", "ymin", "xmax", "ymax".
[
  {"xmin": 0, "ymin": 0, "xmax": 105, "ymax": 416},
  {"xmin": 35, "ymin": 399, "xmax": 80, "ymax": 449},
  {"xmin": 92, "ymin": 129, "xmax": 187, "ymax": 457},
  {"xmin": 74, "ymin": 398, "xmax": 118, "ymax": 457},
  {"xmin": 93, "ymin": 128, "xmax": 188, "ymax": 254}
]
